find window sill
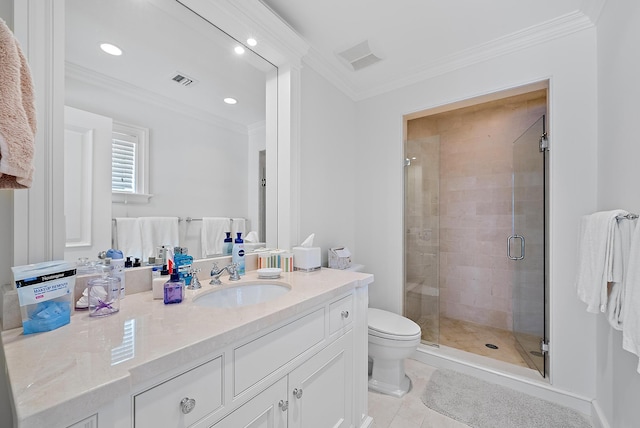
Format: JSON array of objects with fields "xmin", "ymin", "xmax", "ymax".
[{"xmin": 112, "ymin": 192, "xmax": 153, "ymax": 204}]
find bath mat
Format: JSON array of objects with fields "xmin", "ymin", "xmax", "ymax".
[{"xmin": 421, "ymin": 369, "xmax": 591, "ymax": 428}]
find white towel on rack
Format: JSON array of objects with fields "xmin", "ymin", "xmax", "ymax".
[
  {"xmin": 139, "ymin": 217, "xmax": 179, "ymax": 260},
  {"xmin": 231, "ymin": 218, "xmax": 247, "ymax": 239},
  {"xmin": 607, "ymin": 217, "xmax": 636, "ymax": 330},
  {"xmin": 575, "ymin": 210, "xmax": 628, "ymax": 313},
  {"xmin": 115, "ymin": 218, "xmax": 143, "ymax": 260},
  {"xmin": 623, "ymin": 221, "xmax": 640, "ymax": 370},
  {"xmin": 201, "ymin": 217, "xmax": 230, "ymax": 257}
]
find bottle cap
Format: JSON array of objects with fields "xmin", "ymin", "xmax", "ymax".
[
  {"xmin": 170, "ymin": 268, "xmax": 180, "ymax": 281},
  {"xmin": 161, "ymin": 265, "xmax": 169, "ymax": 275},
  {"xmin": 235, "ymin": 232, "xmax": 243, "ymax": 243},
  {"xmin": 224, "ymin": 232, "xmax": 232, "ymax": 242}
]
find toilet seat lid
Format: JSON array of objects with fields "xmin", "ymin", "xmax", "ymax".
[{"xmin": 368, "ymin": 308, "xmax": 421, "ymax": 337}]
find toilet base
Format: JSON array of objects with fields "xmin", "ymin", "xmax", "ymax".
[{"xmin": 368, "ymin": 374, "xmax": 412, "ymax": 398}]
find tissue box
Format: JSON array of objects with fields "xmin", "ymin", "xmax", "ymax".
[
  {"xmin": 292, "ymin": 247, "xmax": 321, "ymax": 271},
  {"xmin": 328, "ymin": 247, "xmax": 352, "ymax": 270}
]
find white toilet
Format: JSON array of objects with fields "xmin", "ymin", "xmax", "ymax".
[{"xmin": 368, "ymin": 307, "xmax": 421, "ymax": 397}]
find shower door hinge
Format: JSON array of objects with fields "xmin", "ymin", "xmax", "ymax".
[
  {"xmin": 540, "ymin": 339, "xmax": 550, "ymax": 355},
  {"xmin": 539, "ymin": 133, "xmax": 549, "ymax": 152}
]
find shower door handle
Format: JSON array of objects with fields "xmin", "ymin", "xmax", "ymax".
[{"xmin": 507, "ymin": 235, "xmax": 525, "ymax": 260}]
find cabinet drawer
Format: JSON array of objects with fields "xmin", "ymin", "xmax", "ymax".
[
  {"xmin": 329, "ymin": 294, "xmax": 353, "ymax": 335},
  {"xmin": 234, "ymin": 308, "xmax": 325, "ymax": 395},
  {"xmin": 134, "ymin": 356, "xmax": 223, "ymax": 427}
]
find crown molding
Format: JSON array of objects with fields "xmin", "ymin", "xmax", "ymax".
[
  {"xmin": 302, "ymin": 10, "xmax": 594, "ymax": 102},
  {"xmin": 579, "ymin": 0, "xmax": 608, "ymax": 24},
  {"xmin": 177, "ymin": 0, "xmax": 309, "ymax": 68},
  {"xmin": 66, "ymin": 62, "xmax": 248, "ymax": 135}
]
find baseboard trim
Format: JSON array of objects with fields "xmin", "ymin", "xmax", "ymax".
[
  {"xmin": 591, "ymin": 400, "xmax": 611, "ymax": 428},
  {"xmin": 413, "ymin": 345, "xmax": 593, "ymax": 417}
]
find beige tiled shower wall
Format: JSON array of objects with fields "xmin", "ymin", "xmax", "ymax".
[{"xmin": 406, "ymin": 91, "xmax": 546, "ymax": 331}]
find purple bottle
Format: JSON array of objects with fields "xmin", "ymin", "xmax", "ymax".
[{"xmin": 163, "ymin": 269, "xmax": 184, "ymax": 304}]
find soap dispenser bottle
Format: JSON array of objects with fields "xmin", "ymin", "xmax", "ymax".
[
  {"xmin": 163, "ymin": 268, "xmax": 184, "ymax": 304},
  {"xmin": 223, "ymin": 232, "xmax": 233, "ymax": 255},
  {"xmin": 232, "ymin": 232, "xmax": 245, "ymax": 275}
]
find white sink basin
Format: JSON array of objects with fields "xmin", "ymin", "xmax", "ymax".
[{"xmin": 193, "ymin": 282, "xmax": 291, "ymax": 308}]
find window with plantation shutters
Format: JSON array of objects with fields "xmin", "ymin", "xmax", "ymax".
[
  {"xmin": 112, "ymin": 132, "xmax": 137, "ymax": 193},
  {"xmin": 111, "ymin": 122, "xmax": 151, "ymax": 203}
]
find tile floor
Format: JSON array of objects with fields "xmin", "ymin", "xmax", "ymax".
[
  {"xmin": 368, "ymin": 358, "xmax": 469, "ymax": 428},
  {"xmin": 437, "ymin": 317, "xmax": 530, "ymax": 368}
]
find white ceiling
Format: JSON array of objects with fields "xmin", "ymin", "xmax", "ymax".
[
  {"xmin": 65, "ymin": 0, "xmax": 274, "ymax": 129},
  {"xmin": 260, "ymin": 0, "xmax": 604, "ymax": 100}
]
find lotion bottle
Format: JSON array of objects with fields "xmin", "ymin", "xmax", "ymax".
[
  {"xmin": 232, "ymin": 232, "xmax": 245, "ymax": 275},
  {"xmin": 107, "ymin": 249, "xmax": 126, "ymax": 299},
  {"xmin": 223, "ymin": 232, "xmax": 233, "ymax": 255}
]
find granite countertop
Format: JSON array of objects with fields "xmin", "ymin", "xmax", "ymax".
[{"xmin": 1, "ymin": 268, "xmax": 373, "ymax": 428}]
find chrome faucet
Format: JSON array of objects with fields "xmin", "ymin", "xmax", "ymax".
[{"xmin": 210, "ymin": 262, "xmax": 240, "ymax": 285}]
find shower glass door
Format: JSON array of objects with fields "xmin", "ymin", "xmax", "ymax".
[{"xmin": 510, "ymin": 115, "xmax": 547, "ymax": 377}]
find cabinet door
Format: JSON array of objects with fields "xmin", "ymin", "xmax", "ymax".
[
  {"xmin": 288, "ymin": 330, "xmax": 354, "ymax": 428},
  {"xmin": 211, "ymin": 377, "xmax": 287, "ymax": 428}
]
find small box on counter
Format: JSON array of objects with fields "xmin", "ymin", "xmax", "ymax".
[
  {"xmin": 11, "ymin": 260, "xmax": 76, "ymax": 334},
  {"xmin": 328, "ymin": 247, "xmax": 352, "ymax": 270}
]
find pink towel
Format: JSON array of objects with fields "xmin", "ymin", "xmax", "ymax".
[{"xmin": 0, "ymin": 18, "xmax": 36, "ymax": 189}]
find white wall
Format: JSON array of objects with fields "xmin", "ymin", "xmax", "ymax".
[
  {"xmin": 298, "ymin": 65, "xmax": 357, "ymax": 264},
  {"xmin": 595, "ymin": 1, "xmax": 640, "ymax": 426},
  {"xmin": 352, "ymin": 29, "xmax": 598, "ymax": 399}
]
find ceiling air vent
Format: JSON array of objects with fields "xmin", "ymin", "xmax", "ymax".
[
  {"xmin": 336, "ymin": 40, "xmax": 383, "ymax": 71},
  {"xmin": 170, "ymin": 72, "xmax": 198, "ymax": 87}
]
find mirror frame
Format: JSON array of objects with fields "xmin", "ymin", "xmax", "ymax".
[{"xmin": 12, "ymin": 0, "xmax": 309, "ymax": 266}]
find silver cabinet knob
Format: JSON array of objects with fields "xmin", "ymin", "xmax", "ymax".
[
  {"xmin": 293, "ymin": 388, "xmax": 303, "ymax": 399},
  {"xmin": 341, "ymin": 310, "xmax": 349, "ymax": 319},
  {"xmin": 180, "ymin": 397, "xmax": 196, "ymax": 414},
  {"xmin": 279, "ymin": 400, "xmax": 289, "ymax": 411}
]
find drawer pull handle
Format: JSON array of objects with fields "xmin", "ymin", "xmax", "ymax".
[
  {"xmin": 293, "ymin": 388, "xmax": 303, "ymax": 399},
  {"xmin": 279, "ymin": 400, "xmax": 289, "ymax": 411},
  {"xmin": 180, "ymin": 397, "xmax": 196, "ymax": 414},
  {"xmin": 341, "ymin": 310, "xmax": 349, "ymax": 319}
]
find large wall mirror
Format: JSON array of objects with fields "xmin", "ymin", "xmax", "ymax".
[{"xmin": 63, "ymin": 0, "xmax": 278, "ymax": 263}]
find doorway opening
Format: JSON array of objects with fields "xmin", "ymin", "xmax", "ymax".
[{"xmin": 403, "ymin": 83, "xmax": 549, "ymax": 378}]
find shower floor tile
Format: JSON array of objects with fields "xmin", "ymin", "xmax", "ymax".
[{"xmin": 436, "ymin": 317, "xmax": 529, "ymax": 368}]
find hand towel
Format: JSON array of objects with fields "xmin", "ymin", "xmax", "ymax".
[
  {"xmin": 607, "ymin": 218, "xmax": 636, "ymax": 330},
  {"xmin": 231, "ymin": 217, "xmax": 246, "ymax": 239},
  {"xmin": 0, "ymin": 18, "xmax": 36, "ymax": 189},
  {"xmin": 115, "ymin": 218, "xmax": 143, "ymax": 260},
  {"xmin": 623, "ymin": 221, "xmax": 640, "ymax": 370},
  {"xmin": 201, "ymin": 217, "xmax": 230, "ymax": 257},
  {"xmin": 139, "ymin": 217, "xmax": 179, "ymax": 261},
  {"xmin": 575, "ymin": 210, "xmax": 627, "ymax": 313}
]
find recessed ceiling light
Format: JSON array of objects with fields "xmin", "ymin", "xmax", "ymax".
[
  {"xmin": 234, "ymin": 46, "xmax": 245, "ymax": 55},
  {"xmin": 246, "ymin": 38, "xmax": 257, "ymax": 47},
  {"xmin": 224, "ymin": 97, "xmax": 237, "ymax": 105},
  {"xmin": 100, "ymin": 43, "xmax": 123, "ymax": 56}
]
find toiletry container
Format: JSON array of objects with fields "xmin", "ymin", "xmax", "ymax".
[
  {"xmin": 152, "ymin": 265, "xmax": 169, "ymax": 299},
  {"xmin": 223, "ymin": 232, "xmax": 233, "ymax": 255},
  {"xmin": 232, "ymin": 232, "xmax": 245, "ymax": 275},
  {"xmin": 163, "ymin": 269, "xmax": 184, "ymax": 304},
  {"xmin": 174, "ymin": 248, "xmax": 193, "ymax": 286},
  {"xmin": 87, "ymin": 276, "xmax": 120, "ymax": 317},
  {"xmin": 107, "ymin": 249, "xmax": 126, "ymax": 299}
]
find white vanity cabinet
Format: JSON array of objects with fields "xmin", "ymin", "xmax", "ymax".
[
  {"xmin": 3, "ymin": 270, "xmax": 373, "ymax": 428},
  {"xmin": 211, "ymin": 324, "xmax": 353, "ymax": 428}
]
